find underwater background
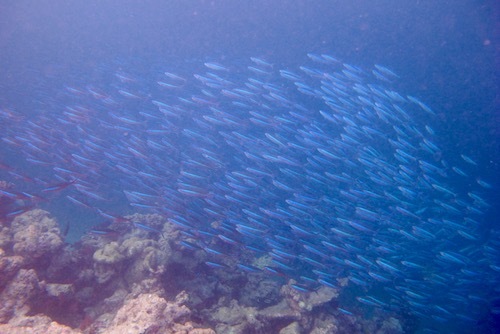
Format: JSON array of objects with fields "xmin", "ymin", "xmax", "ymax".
[{"xmin": 0, "ymin": 1, "xmax": 498, "ymax": 333}]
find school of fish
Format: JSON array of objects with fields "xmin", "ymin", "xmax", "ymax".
[{"xmin": 0, "ymin": 53, "xmax": 497, "ymax": 332}]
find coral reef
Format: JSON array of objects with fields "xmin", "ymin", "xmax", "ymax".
[{"xmin": 0, "ymin": 209, "xmax": 406, "ymax": 333}]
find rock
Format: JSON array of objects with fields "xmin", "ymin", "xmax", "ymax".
[
  {"xmin": 0, "ymin": 249, "xmax": 24, "ymax": 288},
  {"xmin": 211, "ymin": 299, "xmax": 260, "ymax": 326},
  {"xmin": 208, "ymin": 299, "xmax": 262, "ymax": 334},
  {"xmin": 107, "ymin": 293, "xmax": 169, "ymax": 334},
  {"xmin": 0, "ymin": 314, "xmax": 81, "ymax": 334},
  {"xmin": 259, "ymin": 300, "xmax": 300, "ymax": 321},
  {"xmin": 311, "ymin": 315, "xmax": 339, "ymax": 334},
  {"xmin": 45, "ymin": 283, "xmax": 74, "ymax": 298},
  {"xmin": 240, "ymin": 277, "xmax": 281, "ymax": 306},
  {"xmin": 0, "ymin": 269, "xmax": 41, "ymax": 322},
  {"xmin": 281, "ymin": 280, "xmax": 338, "ymax": 312},
  {"xmin": 279, "ymin": 321, "xmax": 301, "ymax": 334},
  {"xmin": 376, "ymin": 317, "xmax": 403, "ymax": 334},
  {"xmin": 170, "ymin": 321, "xmax": 216, "ymax": 334},
  {"xmin": 105, "ymin": 291, "xmax": 191, "ymax": 333}
]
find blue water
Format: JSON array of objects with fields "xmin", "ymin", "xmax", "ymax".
[{"xmin": 0, "ymin": 1, "xmax": 498, "ymax": 333}]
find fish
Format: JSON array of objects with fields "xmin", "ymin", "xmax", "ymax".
[
  {"xmin": 204, "ymin": 62, "xmax": 229, "ymax": 71},
  {"xmin": 41, "ymin": 180, "xmax": 77, "ymax": 193},
  {"xmin": 0, "ymin": 53, "xmax": 494, "ymax": 334}
]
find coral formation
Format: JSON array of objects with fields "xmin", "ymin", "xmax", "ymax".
[
  {"xmin": 0, "ymin": 269, "xmax": 41, "ymax": 322},
  {"xmin": 281, "ymin": 280, "xmax": 339, "ymax": 312},
  {"xmin": 0, "ymin": 314, "xmax": 80, "ymax": 334},
  {"xmin": 0, "ymin": 209, "xmax": 406, "ymax": 333},
  {"xmin": 103, "ymin": 292, "xmax": 190, "ymax": 333},
  {"xmin": 11, "ymin": 209, "xmax": 64, "ymax": 262}
]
